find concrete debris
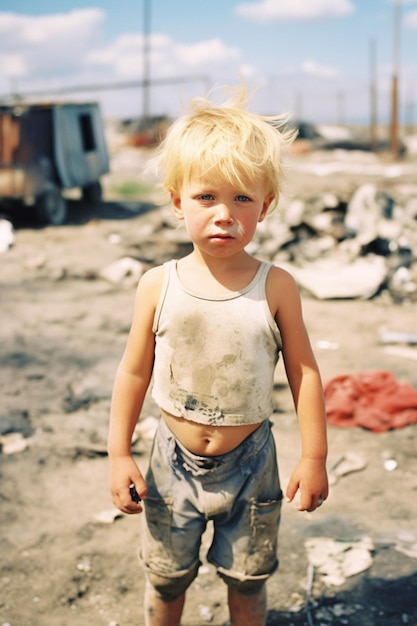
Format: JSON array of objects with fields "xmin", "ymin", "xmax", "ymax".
[
  {"xmin": 0, "ymin": 409, "xmax": 33, "ymax": 438},
  {"xmin": 99, "ymin": 257, "xmax": 145, "ymax": 287},
  {"xmin": 281, "ymin": 255, "xmax": 387, "ymax": 300},
  {"xmin": 305, "ymin": 536, "xmax": 374, "ymax": 586},
  {"xmin": 0, "ymin": 410, "xmax": 33, "ymax": 455},
  {"xmin": 395, "ymin": 540, "xmax": 417, "ymax": 560},
  {"xmin": 132, "ymin": 416, "xmax": 159, "ymax": 443},
  {"xmin": 25, "ymin": 252, "xmax": 47, "ymax": 269},
  {"xmin": 104, "ymin": 177, "xmax": 416, "ymax": 302},
  {"xmin": 379, "ymin": 331, "xmax": 417, "ymax": 345},
  {"xmin": 329, "ymin": 451, "xmax": 367, "ymax": 485},
  {"xmin": 89, "ymin": 174, "xmax": 417, "ymax": 301},
  {"xmin": 383, "ymin": 345, "xmax": 417, "ymax": 361},
  {"xmin": 251, "ymin": 181, "xmax": 417, "ymax": 301},
  {"xmin": 63, "ymin": 380, "xmax": 111, "ymax": 413}
]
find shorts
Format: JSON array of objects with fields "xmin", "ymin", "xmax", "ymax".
[{"xmin": 140, "ymin": 417, "xmax": 283, "ymax": 592}]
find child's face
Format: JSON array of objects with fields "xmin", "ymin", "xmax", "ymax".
[{"xmin": 171, "ymin": 175, "xmax": 274, "ymax": 259}]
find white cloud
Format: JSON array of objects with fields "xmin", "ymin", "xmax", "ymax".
[
  {"xmin": 0, "ymin": 9, "xmax": 105, "ymax": 50},
  {"xmin": 301, "ymin": 59, "xmax": 340, "ymax": 78},
  {"xmin": 405, "ymin": 9, "xmax": 417, "ymax": 27},
  {"xmin": 86, "ymin": 33, "xmax": 240, "ymax": 78},
  {"xmin": 176, "ymin": 39, "xmax": 240, "ymax": 67},
  {"xmin": 0, "ymin": 53, "xmax": 27, "ymax": 79},
  {"xmin": 0, "ymin": 9, "xmax": 241, "ymax": 104},
  {"xmin": 86, "ymin": 33, "xmax": 143, "ymax": 76},
  {"xmin": 0, "ymin": 8, "xmax": 105, "ymax": 80},
  {"xmin": 235, "ymin": 0, "xmax": 355, "ymax": 22},
  {"xmin": 238, "ymin": 64, "xmax": 258, "ymax": 78}
]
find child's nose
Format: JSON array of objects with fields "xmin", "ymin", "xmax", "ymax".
[{"xmin": 214, "ymin": 203, "xmax": 234, "ymax": 223}]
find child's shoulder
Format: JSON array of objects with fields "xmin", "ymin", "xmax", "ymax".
[
  {"xmin": 265, "ymin": 263, "xmax": 301, "ymax": 311},
  {"xmin": 267, "ymin": 263, "xmax": 298, "ymax": 287},
  {"xmin": 142, "ymin": 263, "xmax": 166, "ymax": 283},
  {"xmin": 136, "ymin": 263, "xmax": 166, "ymax": 299}
]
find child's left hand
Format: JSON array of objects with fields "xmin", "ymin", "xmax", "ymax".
[{"xmin": 285, "ymin": 457, "xmax": 329, "ymax": 512}]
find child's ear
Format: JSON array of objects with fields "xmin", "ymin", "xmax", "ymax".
[
  {"xmin": 170, "ymin": 189, "xmax": 184, "ymax": 219},
  {"xmin": 259, "ymin": 193, "xmax": 275, "ymax": 222}
]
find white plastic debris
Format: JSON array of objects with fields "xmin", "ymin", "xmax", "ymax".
[
  {"xmin": 76, "ymin": 557, "xmax": 92, "ymax": 572},
  {"xmin": 198, "ymin": 605, "xmax": 213, "ymax": 622},
  {"xmin": 0, "ymin": 432, "xmax": 29, "ymax": 455},
  {"xmin": 93, "ymin": 508, "xmax": 123, "ymax": 524},
  {"xmin": 107, "ymin": 233, "xmax": 121, "ymax": 245},
  {"xmin": 383, "ymin": 459, "xmax": 398, "ymax": 471},
  {"xmin": 305, "ymin": 536, "xmax": 374, "ymax": 586},
  {"xmin": 315, "ymin": 339, "xmax": 340, "ymax": 351},
  {"xmin": 0, "ymin": 219, "xmax": 14, "ymax": 253}
]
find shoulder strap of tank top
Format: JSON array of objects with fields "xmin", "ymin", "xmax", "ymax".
[{"xmin": 152, "ymin": 260, "xmax": 175, "ymax": 333}]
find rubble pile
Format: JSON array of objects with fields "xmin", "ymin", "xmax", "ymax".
[
  {"xmin": 97, "ymin": 180, "xmax": 417, "ymax": 303},
  {"xmin": 250, "ymin": 182, "xmax": 417, "ymax": 301}
]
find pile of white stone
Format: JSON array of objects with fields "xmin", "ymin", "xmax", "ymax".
[{"xmin": 251, "ymin": 182, "xmax": 417, "ymax": 301}]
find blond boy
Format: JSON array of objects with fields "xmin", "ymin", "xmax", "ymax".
[{"xmin": 108, "ymin": 86, "xmax": 328, "ymax": 626}]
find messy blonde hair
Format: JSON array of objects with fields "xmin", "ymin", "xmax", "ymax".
[{"xmin": 151, "ymin": 84, "xmax": 297, "ymax": 213}]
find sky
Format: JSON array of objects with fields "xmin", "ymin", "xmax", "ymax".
[{"xmin": 0, "ymin": 0, "xmax": 416, "ymax": 125}]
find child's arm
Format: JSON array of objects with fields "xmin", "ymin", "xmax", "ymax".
[
  {"xmin": 107, "ymin": 266, "xmax": 163, "ymax": 514},
  {"xmin": 269, "ymin": 267, "xmax": 329, "ymax": 512}
]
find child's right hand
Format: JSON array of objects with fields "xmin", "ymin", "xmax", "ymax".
[{"xmin": 109, "ymin": 455, "xmax": 148, "ymax": 514}]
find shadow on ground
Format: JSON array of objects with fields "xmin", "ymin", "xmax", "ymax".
[
  {"xmin": 3, "ymin": 197, "xmax": 157, "ymax": 229},
  {"xmin": 266, "ymin": 569, "xmax": 417, "ymax": 626}
]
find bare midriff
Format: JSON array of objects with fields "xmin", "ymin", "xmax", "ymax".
[{"xmin": 161, "ymin": 408, "xmax": 262, "ymax": 456}]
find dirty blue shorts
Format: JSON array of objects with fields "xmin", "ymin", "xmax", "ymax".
[{"xmin": 140, "ymin": 417, "xmax": 283, "ymax": 595}]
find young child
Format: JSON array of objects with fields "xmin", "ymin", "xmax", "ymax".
[{"xmin": 108, "ymin": 85, "xmax": 329, "ymax": 626}]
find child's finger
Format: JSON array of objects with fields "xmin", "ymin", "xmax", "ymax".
[{"xmin": 285, "ymin": 480, "xmax": 299, "ymax": 503}]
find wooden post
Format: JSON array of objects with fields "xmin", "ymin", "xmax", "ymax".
[
  {"xmin": 369, "ymin": 38, "xmax": 378, "ymax": 152},
  {"xmin": 142, "ymin": 0, "xmax": 151, "ymax": 126},
  {"xmin": 389, "ymin": 0, "xmax": 401, "ymax": 157}
]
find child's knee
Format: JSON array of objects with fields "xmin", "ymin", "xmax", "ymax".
[
  {"xmin": 220, "ymin": 571, "xmax": 268, "ymax": 596},
  {"xmin": 146, "ymin": 562, "xmax": 199, "ymax": 601}
]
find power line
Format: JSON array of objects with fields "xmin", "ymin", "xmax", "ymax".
[{"xmin": 0, "ymin": 75, "xmax": 211, "ymax": 104}]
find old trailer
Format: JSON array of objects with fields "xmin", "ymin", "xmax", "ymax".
[{"xmin": 0, "ymin": 101, "xmax": 109, "ymax": 225}]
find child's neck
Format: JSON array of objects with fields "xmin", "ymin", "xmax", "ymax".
[{"xmin": 177, "ymin": 249, "xmax": 261, "ymax": 294}]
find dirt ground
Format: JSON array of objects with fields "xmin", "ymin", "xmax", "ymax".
[{"xmin": 1, "ymin": 150, "xmax": 417, "ymax": 626}]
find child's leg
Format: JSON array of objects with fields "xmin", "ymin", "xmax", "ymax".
[
  {"xmin": 144, "ymin": 581, "xmax": 185, "ymax": 626},
  {"xmin": 228, "ymin": 585, "xmax": 267, "ymax": 626}
]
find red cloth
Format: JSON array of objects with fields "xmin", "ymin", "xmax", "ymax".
[{"xmin": 324, "ymin": 370, "xmax": 417, "ymax": 432}]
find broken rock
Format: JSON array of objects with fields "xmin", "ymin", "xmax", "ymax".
[{"xmin": 282, "ymin": 254, "xmax": 387, "ymax": 300}]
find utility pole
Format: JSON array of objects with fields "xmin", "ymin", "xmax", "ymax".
[
  {"xmin": 369, "ymin": 38, "xmax": 378, "ymax": 151},
  {"xmin": 142, "ymin": 0, "xmax": 151, "ymax": 126},
  {"xmin": 390, "ymin": 0, "xmax": 401, "ymax": 157}
]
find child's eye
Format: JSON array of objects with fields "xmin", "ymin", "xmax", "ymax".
[
  {"xmin": 236, "ymin": 195, "xmax": 251, "ymax": 202},
  {"xmin": 198, "ymin": 194, "xmax": 214, "ymax": 201}
]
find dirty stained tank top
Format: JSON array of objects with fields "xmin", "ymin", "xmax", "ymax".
[{"xmin": 151, "ymin": 259, "xmax": 282, "ymax": 426}]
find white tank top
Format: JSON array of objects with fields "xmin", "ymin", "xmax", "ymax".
[{"xmin": 151, "ymin": 260, "xmax": 282, "ymax": 426}]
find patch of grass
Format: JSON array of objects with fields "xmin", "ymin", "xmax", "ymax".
[{"xmin": 111, "ymin": 180, "xmax": 154, "ymax": 198}]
